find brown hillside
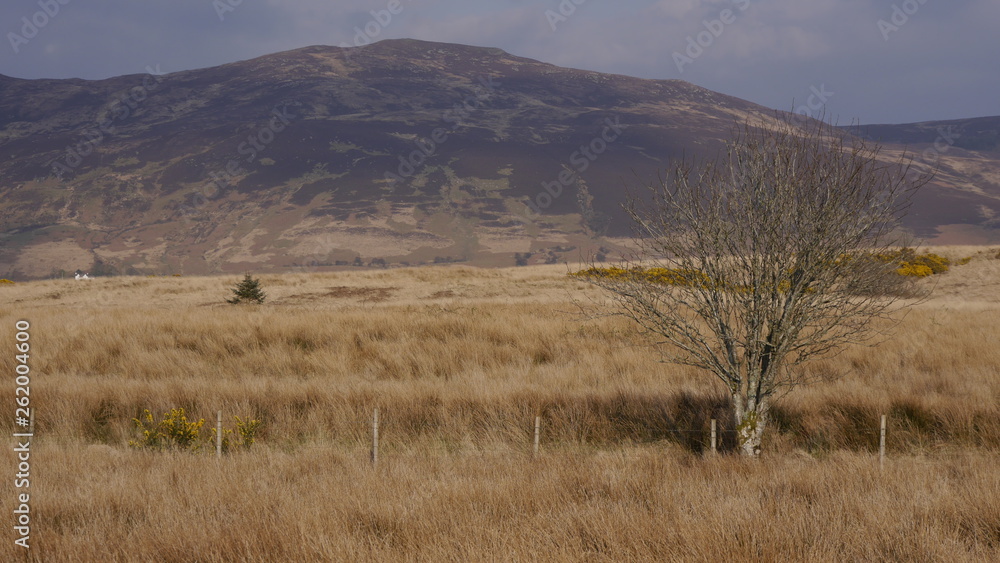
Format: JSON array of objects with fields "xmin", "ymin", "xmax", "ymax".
[{"xmin": 1, "ymin": 39, "xmax": 999, "ymax": 279}]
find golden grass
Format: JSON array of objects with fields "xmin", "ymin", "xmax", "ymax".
[
  {"xmin": 14, "ymin": 445, "xmax": 1000, "ymax": 562},
  {"xmin": 1, "ymin": 252, "xmax": 999, "ymax": 561}
]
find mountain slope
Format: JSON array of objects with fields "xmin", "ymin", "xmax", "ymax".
[
  {"xmin": 1, "ymin": 39, "xmax": 998, "ymax": 279},
  {"xmin": 846, "ymin": 116, "xmax": 1000, "ymax": 243}
]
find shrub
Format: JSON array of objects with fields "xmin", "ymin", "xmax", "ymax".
[
  {"xmin": 235, "ymin": 416, "xmax": 262, "ymax": 450},
  {"xmin": 227, "ymin": 272, "xmax": 266, "ymax": 304},
  {"xmin": 206, "ymin": 416, "xmax": 262, "ymax": 453},
  {"xmin": 896, "ymin": 263, "xmax": 934, "ymax": 278},
  {"xmin": 131, "ymin": 408, "xmax": 262, "ymax": 453},
  {"xmin": 868, "ymin": 248, "xmax": 952, "ymax": 277},
  {"xmin": 910, "ymin": 253, "xmax": 950, "ymax": 275},
  {"xmin": 573, "ymin": 248, "xmax": 954, "ymax": 288},
  {"xmin": 572, "ymin": 266, "xmax": 738, "ymax": 291},
  {"xmin": 129, "ymin": 408, "xmax": 206, "ymax": 451}
]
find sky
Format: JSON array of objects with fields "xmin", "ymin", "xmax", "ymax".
[{"xmin": 1, "ymin": 0, "xmax": 997, "ymax": 125}]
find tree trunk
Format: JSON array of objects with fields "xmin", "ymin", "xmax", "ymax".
[{"xmin": 733, "ymin": 395, "xmax": 769, "ymax": 457}]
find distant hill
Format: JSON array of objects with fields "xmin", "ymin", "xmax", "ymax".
[
  {"xmin": 845, "ymin": 116, "xmax": 1000, "ymax": 244},
  {"xmin": 1, "ymin": 39, "xmax": 998, "ymax": 279}
]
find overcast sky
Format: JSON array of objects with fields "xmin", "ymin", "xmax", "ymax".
[{"xmin": 1, "ymin": 0, "xmax": 997, "ymax": 125}]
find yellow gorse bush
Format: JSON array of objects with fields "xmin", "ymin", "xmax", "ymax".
[
  {"xmin": 573, "ymin": 249, "xmax": 956, "ymax": 286},
  {"xmin": 129, "ymin": 408, "xmax": 261, "ymax": 453},
  {"xmin": 129, "ymin": 408, "xmax": 205, "ymax": 451},
  {"xmin": 895, "ymin": 263, "xmax": 934, "ymax": 277},
  {"xmin": 872, "ymin": 248, "xmax": 951, "ymax": 277},
  {"xmin": 570, "ymin": 266, "xmax": 721, "ymax": 289},
  {"xmin": 158, "ymin": 408, "xmax": 205, "ymax": 449},
  {"xmin": 206, "ymin": 416, "xmax": 263, "ymax": 453},
  {"xmin": 235, "ymin": 416, "xmax": 262, "ymax": 449}
]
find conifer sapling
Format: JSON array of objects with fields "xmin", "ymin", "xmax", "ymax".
[{"xmin": 227, "ymin": 272, "xmax": 266, "ymax": 304}]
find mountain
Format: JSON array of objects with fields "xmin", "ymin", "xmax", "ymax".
[
  {"xmin": 1, "ymin": 39, "xmax": 998, "ymax": 279},
  {"xmin": 846, "ymin": 116, "xmax": 1000, "ymax": 243}
]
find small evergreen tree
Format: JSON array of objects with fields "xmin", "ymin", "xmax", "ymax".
[{"xmin": 226, "ymin": 272, "xmax": 266, "ymax": 304}]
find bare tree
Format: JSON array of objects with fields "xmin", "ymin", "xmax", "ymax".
[{"xmin": 579, "ymin": 115, "xmax": 929, "ymax": 457}]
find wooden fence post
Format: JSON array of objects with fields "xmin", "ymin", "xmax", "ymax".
[
  {"xmin": 533, "ymin": 416, "xmax": 541, "ymax": 458},
  {"xmin": 371, "ymin": 408, "xmax": 380, "ymax": 467},
  {"xmin": 216, "ymin": 410, "xmax": 222, "ymax": 459},
  {"xmin": 879, "ymin": 414, "xmax": 886, "ymax": 469},
  {"xmin": 711, "ymin": 419, "xmax": 717, "ymax": 454}
]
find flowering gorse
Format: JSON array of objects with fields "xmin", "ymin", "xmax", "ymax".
[
  {"xmin": 129, "ymin": 408, "xmax": 262, "ymax": 453},
  {"xmin": 572, "ymin": 249, "xmax": 961, "ymax": 286},
  {"xmin": 129, "ymin": 408, "xmax": 205, "ymax": 451}
]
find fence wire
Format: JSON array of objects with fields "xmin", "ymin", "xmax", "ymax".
[{"xmin": 267, "ymin": 411, "xmax": 1000, "ymax": 459}]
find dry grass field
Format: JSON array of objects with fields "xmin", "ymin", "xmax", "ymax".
[{"xmin": 2, "ymin": 246, "xmax": 999, "ymax": 561}]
